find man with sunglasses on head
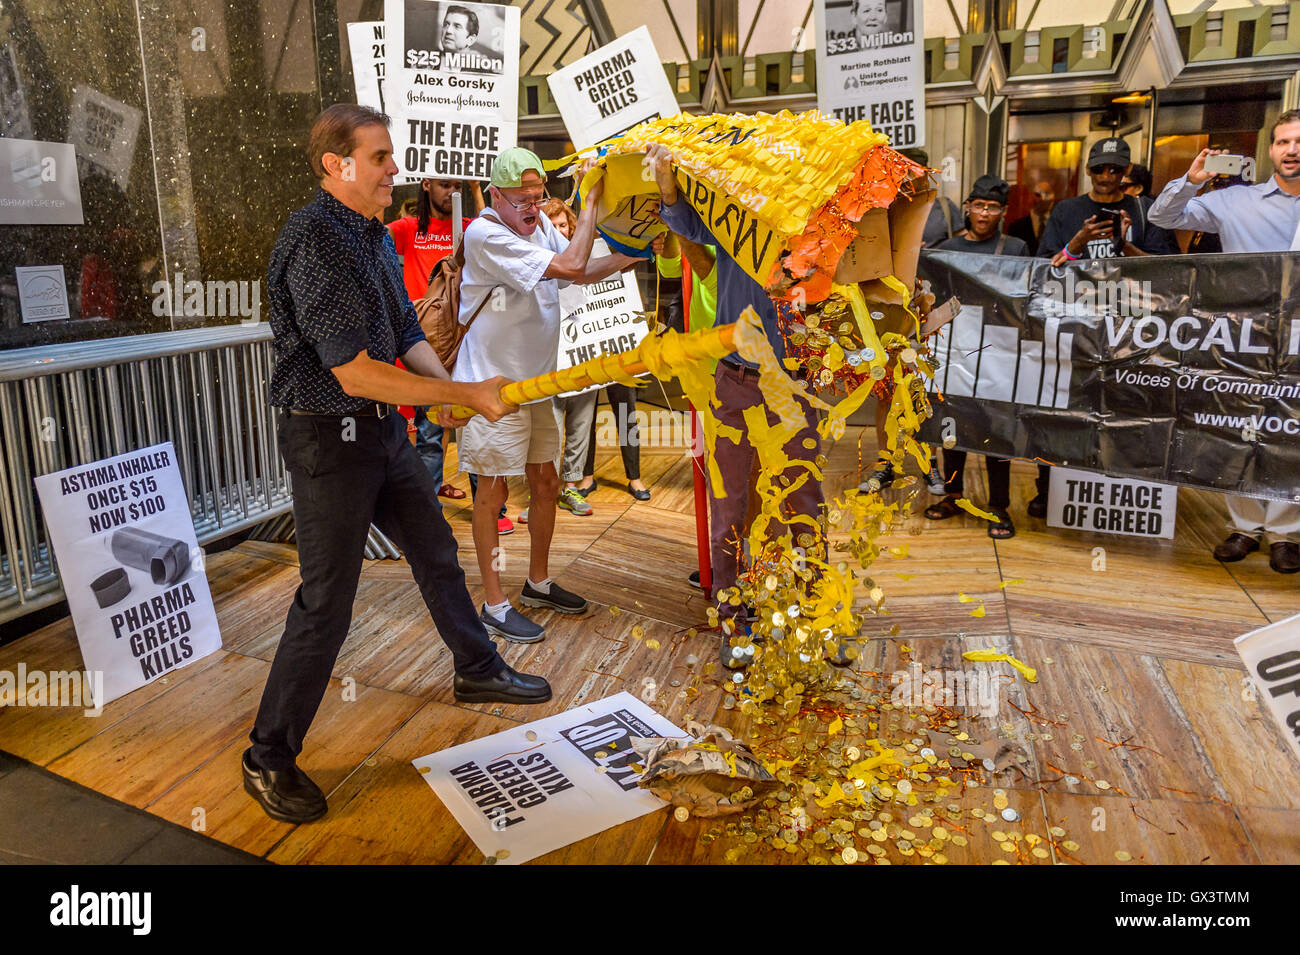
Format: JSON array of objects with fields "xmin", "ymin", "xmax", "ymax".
[
  {"xmin": 454, "ymin": 147, "xmax": 640, "ymax": 643},
  {"xmin": 1030, "ymin": 138, "xmax": 1178, "ymax": 516}
]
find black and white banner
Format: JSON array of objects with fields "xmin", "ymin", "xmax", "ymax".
[
  {"xmin": 33, "ymin": 442, "xmax": 222, "ymax": 705},
  {"xmin": 1235, "ymin": 612, "xmax": 1300, "ymax": 764},
  {"xmin": 556, "ymin": 239, "xmax": 647, "ymax": 393},
  {"xmin": 814, "ymin": 0, "xmax": 925, "ymax": 148},
  {"xmin": 918, "ymin": 250, "xmax": 1300, "ymax": 503}
]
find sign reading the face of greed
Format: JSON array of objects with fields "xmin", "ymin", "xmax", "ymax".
[
  {"xmin": 814, "ymin": 0, "xmax": 926, "ymax": 148},
  {"xmin": 384, "ymin": 0, "xmax": 520, "ymax": 181}
]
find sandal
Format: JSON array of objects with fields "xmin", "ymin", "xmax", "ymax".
[
  {"xmin": 438, "ymin": 483, "xmax": 467, "ymax": 500},
  {"xmin": 924, "ymin": 495, "xmax": 962, "ymax": 521},
  {"xmin": 986, "ymin": 508, "xmax": 1016, "ymax": 540}
]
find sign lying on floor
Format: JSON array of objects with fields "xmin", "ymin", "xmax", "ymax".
[
  {"xmin": 34, "ymin": 442, "xmax": 222, "ymax": 706},
  {"xmin": 1235, "ymin": 613, "xmax": 1300, "ymax": 763},
  {"xmin": 414, "ymin": 692, "xmax": 684, "ymax": 864},
  {"xmin": 1047, "ymin": 466, "xmax": 1177, "ymax": 539}
]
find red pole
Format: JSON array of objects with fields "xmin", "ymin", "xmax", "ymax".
[{"xmin": 682, "ymin": 253, "xmax": 713, "ymax": 596}]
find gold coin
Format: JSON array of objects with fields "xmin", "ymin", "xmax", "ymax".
[
  {"xmin": 1114, "ymin": 850, "xmax": 1132, "ymax": 862},
  {"xmin": 1096, "ymin": 780, "xmax": 1111, "ymax": 790},
  {"xmin": 1049, "ymin": 826, "xmax": 1066, "ymax": 838},
  {"xmin": 1000, "ymin": 841, "xmax": 1016, "ymax": 852},
  {"xmin": 1063, "ymin": 839, "xmax": 1080, "ymax": 852},
  {"xmin": 991, "ymin": 830, "xmax": 1007, "ymax": 841},
  {"xmin": 789, "ymin": 332, "xmax": 807, "ymax": 346},
  {"xmin": 806, "ymin": 314, "xmax": 821, "ymax": 329},
  {"xmin": 818, "ymin": 369, "xmax": 834, "ymax": 387},
  {"xmin": 674, "ymin": 806, "xmax": 690, "ymax": 822},
  {"xmin": 1032, "ymin": 847, "xmax": 1050, "ymax": 859},
  {"xmin": 950, "ymin": 835, "xmax": 968, "ymax": 847},
  {"xmin": 842, "ymin": 846, "xmax": 858, "ymax": 864}
]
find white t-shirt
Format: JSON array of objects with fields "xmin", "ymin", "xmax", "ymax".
[{"xmin": 453, "ymin": 210, "xmax": 571, "ymax": 384}]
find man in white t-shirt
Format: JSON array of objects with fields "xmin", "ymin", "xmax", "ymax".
[{"xmin": 455, "ymin": 147, "xmax": 640, "ymax": 642}]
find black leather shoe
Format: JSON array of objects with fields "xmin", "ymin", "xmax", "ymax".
[
  {"xmin": 242, "ymin": 748, "xmax": 327, "ymax": 823},
  {"xmin": 1270, "ymin": 541, "xmax": 1300, "ymax": 574},
  {"xmin": 454, "ymin": 665, "xmax": 552, "ymax": 704},
  {"xmin": 1026, "ymin": 495, "xmax": 1047, "ymax": 519},
  {"xmin": 1214, "ymin": 532, "xmax": 1260, "ymax": 562},
  {"xmin": 630, "ymin": 487, "xmax": 651, "ymax": 501}
]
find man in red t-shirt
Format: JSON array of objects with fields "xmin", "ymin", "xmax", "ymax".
[{"xmin": 388, "ymin": 178, "xmax": 484, "ymax": 299}]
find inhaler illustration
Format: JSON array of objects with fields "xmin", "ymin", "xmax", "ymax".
[{"xmin": 110, "ymin": 528, "xmax": 190, "ymax": 586}]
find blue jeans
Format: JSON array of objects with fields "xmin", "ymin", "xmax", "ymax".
[{"xmin": 412, "ymin": 407, "xmax": 445, "ymax": 488}]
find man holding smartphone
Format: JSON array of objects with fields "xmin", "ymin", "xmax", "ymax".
[
  {"xmin": 1148, "ymin": 109, "xmax": 1300, "ymax": 574},
  {"xmin": 1039, "ymin": 138, "xmax": 1178, "ymax": 265}
]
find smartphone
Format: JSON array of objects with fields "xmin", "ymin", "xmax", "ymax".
[
  {"xmin": 1096, "ymin": 208, "xmax": 1124, "ymax": 256},
  {"xmin": 1203, "ymin": 153, "xmax": 1245, "ymax": 176}
]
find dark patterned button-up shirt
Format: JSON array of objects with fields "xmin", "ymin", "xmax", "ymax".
[{"xmin": 268, "ymin": 188, "xmax": 426, "ymax": 412}]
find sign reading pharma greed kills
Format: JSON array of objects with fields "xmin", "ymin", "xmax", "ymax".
[
  {"xmin": 1235, "ymin": 613, "xmax": 1300, "ymax": 764},
  {"xmin": 814, "ymin": 0, "xmax": 925, "ymax": 148},
  {"xmin": 546, "ymin": 26, "xmax": 679, "ymax": 151},
  {"xmin": 414, "ymin": 692, "xmax": 683, "ymax": 864},
  {"xmin": 347, "ymin": 21, "xmax": 387, "ymax": 113},
  {"xmin": 34, "ymin": 443, "xmax": 222, "ymax": 705},
  {"xmin": 556, "ymin": 239, "xmax": 646, "ymax": 393},
  {"xmin": 1047, "ymin": 467, "xmax": 1177, "ymax": 539},
  {"xmin": 385, "ymin": 0, "xmax": 519, "ymax": 181}
]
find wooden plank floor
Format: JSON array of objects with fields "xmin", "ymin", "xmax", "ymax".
[{"xmin": 2, "ymin": 427, "xmax": 1298, "ymax": 865}]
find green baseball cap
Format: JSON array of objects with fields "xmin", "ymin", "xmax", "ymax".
[{"xmin": 490, "ymin": 147, "xmax": 546, "ymax": 188}]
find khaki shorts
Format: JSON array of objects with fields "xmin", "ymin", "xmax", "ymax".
[{"xmin": 457, "ymin": 400, "xmax": 562, "ymax": 477}]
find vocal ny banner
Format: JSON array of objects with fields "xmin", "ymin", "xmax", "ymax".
[{"xmin": 917, "ymin": 250, "xmax": 1300, "ymax": 503}]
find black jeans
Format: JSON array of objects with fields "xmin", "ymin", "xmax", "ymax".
[
  {"xmin": 942, "ymin": 449, "xmax": 1011, "ymax": 511},
  {"xmin": 250, "ymin": 411, "xmax": 502, "ymax": 771},
  {"xmin": 583, "ymin": 383, "xmax": 641, "ymax": 481}
]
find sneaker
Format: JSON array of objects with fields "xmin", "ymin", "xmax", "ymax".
[
  {"xmin": 858, "ymin": 460, "xmax": 895, "ymax": 493},
  {"xmin": 521, "ymin": 580, "xmax": 589, "ymax": 615},
  {"xmin": 558, "ymin": 487, "xmax": 593, "ymax": 516},
  {"xmin": 480, "ymin": 604, "xmax": 544, "ymax": 643},
  {"xmin": 926, "ymin": 462, "xmax": 946, "ymax": 495},
  {"xmin": 518, "ymin": 508, "xmax": 529, "ymax": 524},
  {"xmin": 498, "ymin": 515, "xmax": 515, "ymax": 535}
]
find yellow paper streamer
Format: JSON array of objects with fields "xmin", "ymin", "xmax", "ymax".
[{"xmin": 962, "ymin": 649, "xmax": 1039, "ymax": 683}]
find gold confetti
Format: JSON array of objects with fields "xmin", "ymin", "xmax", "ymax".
[{"xmin": 645, "ymin": 639, "xmax": 661, "ymax": 650}]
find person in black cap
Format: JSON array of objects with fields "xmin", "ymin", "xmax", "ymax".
[
  {"xmin": 924, "ymin": 175, "xmax": 1027, "ymax": 537},
  {"xmin": 1029, "ymin": 138, "xmax": 1177, "ymax": 516},
  {"xmin": 1039, "ymin": 137, "xmax": 1177, "ymax": 265}
]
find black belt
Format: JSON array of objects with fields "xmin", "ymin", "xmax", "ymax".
[
  {"xmin": 720, "ymin": 359, "xmax": 760, "ymax": 380},
  {"xmin": 288, "ymin": 402, "xmax": 392, "ymax": 418}
]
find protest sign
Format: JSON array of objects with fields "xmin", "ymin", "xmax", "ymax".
[
  {"xmin": 0, "ymin": 138, "xmax": 82, "ymax": 225},
  {"xmin": 415, "ymin": 692, "xmax": 683, "ymax": 864},
  {"xmin": 1047, "ymin": 467, "xmax": 1177, "ymax": 539},
  {"xmin": 67, "ymin": 86, "xmax": 142, "ymax": 190},
  {"xmin": 556, "ymin": 240, "xmax": 647, "ymax": 393},
  {"xmin": 814, "ymin": 0, "xmax": 926, "ymax": 148},
  {"xmin": 1235, "ymin": 613, "xmax": 1300, "ymax": 765},
  {"xmin": 546, "ymin": 26, "xmax": 679, "ymax": 151},
  {"xmin": 34, "ymin": 443, "xmax": 222, "ymax": 705},
  {"xmin": 347, "ymin": 20, "xmax": 387, "ymax": 113},
  {"xmin": 385, "ymin": 0, "xmax": 519, "ymax": 182}
]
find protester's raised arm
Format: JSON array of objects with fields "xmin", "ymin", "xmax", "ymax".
[{"xmin": 544, "ymin": 177, "xmax": 604, "ymax": 281}]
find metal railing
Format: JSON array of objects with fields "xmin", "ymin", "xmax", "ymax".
[{"xmin": 0, "ymin": 324, "xmax": 291, "ymax": 624}]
